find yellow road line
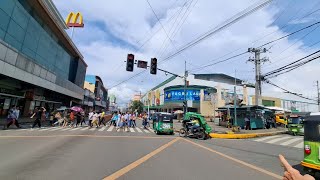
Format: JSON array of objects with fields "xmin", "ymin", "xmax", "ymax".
[
  {"xmin": 183, "ymin": 138, "xmax": 282, "ymax": 180},
  {"xmin": 103, "ymin": 137, "xmax": 180, "ymax": 180},
  {"xmin": 0, "ymin": 135, "xmax": 176, "ymax": 139}
]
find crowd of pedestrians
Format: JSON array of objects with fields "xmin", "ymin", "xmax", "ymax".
[{"xmin": 3, "ymin": 105, "xmax": 151, "ymax": 131}]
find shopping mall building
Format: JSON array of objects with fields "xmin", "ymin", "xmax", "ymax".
[
  {"xmin": 142, "ymin": 73, "xmax": 317, "ymax": 117},
  {"xmin": 0, "ymin": 0, "xmax": 87, "ymax": 117},
  {"xmin": 141, "ymin": 74, "xmax": 252, "ymax": 117}
]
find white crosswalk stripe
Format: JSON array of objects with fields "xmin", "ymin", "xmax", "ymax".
[
  {"xmin": 143, "ymin": 129, "xmax": 150, "ymax": 133},
  {"xmin": 99, "ymin": 127, "xmax": 107, "ymax": 132},
  {"xmin": 70, "ymin": 127, "xmax": 80, "ymax": 131},
  {"xmin": 6, "ymin": 126, "xmax": 157, "ymax": 134},
  {"xmin": 252, "ymin": 135, "xmax": 304, "ymax": 149},
  {"xmin": 254, "ymin": 135, "xmax": 281, "ymax": 142},
  {"xmin": 266, "ymin": 137, "xmax": 292, "ymax": 144},
  {"xmin": 39, "ymin": 128, "xmax": 50, "ymax": 131},
  {"xmin": 135, "ymin": 127, "xmax": 143, "ymax": 133},
  {"xmin": 280, "ymin": 137, "xmax": 303, "ymax": 146},
  {"xmin": 81, "ymin": 127, "xmax": 90, "ymax": 131},
  {"xmin": 294, "ymin": 142, "xmax": 304, "ymax": 148},
  {"xmin": 48, "ymin": 127, "xmax": 61, "ymax": 131},
  {"xmin": 107, "ymin": 126, "xmax": 114, "ymax": 132}
]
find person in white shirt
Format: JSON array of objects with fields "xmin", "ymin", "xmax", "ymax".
[
  {"xmin": 116, "ymin": 112, "xmax": 122, "ymax": 129},
  {"xmin": 88, "ymin": 110, "xmax": 94, "ymax": 128},
  {"xmin": 91, "ymin": 111, "xmax": 100, "ymax": 128}
]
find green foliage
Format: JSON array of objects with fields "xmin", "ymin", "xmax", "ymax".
[{"xmin": 130, "ymin": 100, "xmax": 144, "ymax": 114}]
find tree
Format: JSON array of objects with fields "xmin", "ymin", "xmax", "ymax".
[{"xmin": 130, "ymin": 100, "xmax": 144, "ymax": 114}]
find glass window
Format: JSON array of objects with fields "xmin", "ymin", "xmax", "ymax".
[
  {"xmin": 0, "ymin": 9, "xmax": 10, "ymax": 32},
  {"xmin": 11, "ymin": 3, "xmax": 29, "ymax": 29},
  {"xmin": 0, "ymin": 0, "xmax": 15, "ymax": 16},
  {"xmin": 4, "ymin": 33, "xmax": 22, "ymax": 50},
  {"xmin": 7, "ymin": 19, "xmax": 25, "ymax": 43}
]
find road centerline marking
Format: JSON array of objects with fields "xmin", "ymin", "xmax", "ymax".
[
  {"xmin": 103, "ymin": 137, "xmax": 180, "ymax": 180},
  {"xmin": 183, "ymin": 138, "xmax": 282, "ymax": 179}
]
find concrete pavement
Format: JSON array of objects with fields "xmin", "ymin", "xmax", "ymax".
[{"xmin": 1, "ymin": 125, "xmax": 313, "ymax": 180}]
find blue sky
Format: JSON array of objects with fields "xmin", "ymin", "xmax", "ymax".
[{"xmin": 53, "ymin": 0, "xmax": 320, "ymax": 106}]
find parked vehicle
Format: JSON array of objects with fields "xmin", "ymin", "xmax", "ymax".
[
  {"xmin": 150, "ymin": 112, "xmax": 174, "ymax": 135},
  {"xmin": 301, "ymin": 113, "xmax": 320, "ymax": 176}
]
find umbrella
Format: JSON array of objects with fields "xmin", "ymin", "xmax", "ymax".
[
  {"xmin": 70, "ymin": 106, "xmax": 83, "ymax": 112},
  {"xmin": 174, "ymin": 110, "xmax": 184, "ymax": 114}
]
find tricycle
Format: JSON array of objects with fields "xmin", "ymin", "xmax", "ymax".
[
  {"xmin": 287, "ymin": 115, "xmax": 304, "ymax": 136},
  {"xmin": 179, "ymin": 112, "xmax": 212, "ymax": 140},
  {"xmin": 301, "ymin": 113, "xmax": 320, "ymax": 177}
]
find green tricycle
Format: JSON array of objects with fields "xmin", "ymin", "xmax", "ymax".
[
  {"xmin": 151, "ymin": 112, "xmax": 174, "ymax": 135},
  {"xmin": 179, "ymin": 112, "xmax": 212, "ymax": 140},
  {"xmin": 301, "ymin": 113, "xmax": 320, "ymax": 177},
  {"xmin": 287, "ymin": 115, "xmax": 304, "ymax": 136}
]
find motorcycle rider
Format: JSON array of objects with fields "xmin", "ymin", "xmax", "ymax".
[{"xmin": 190, "ymin": 118, "xmax": 200, "ymax": 134}]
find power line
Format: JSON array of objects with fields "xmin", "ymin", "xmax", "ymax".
[
  {"xmin": 157, "ymin": 0, "xmax": 193, "ymax": 57},
  {"xmin": 160, "ymin": 0, "xmax": 273, "ymax": 63},
  {"xmin": 159, "ymin": 0, "xmax": 196, "ymax": 58},
  {"xmin": 190, "ymin": 51, "xmax": 248, "ymax": 72},
  {"xmin": 264, "ymin": 80, "xmax": 316, "ymax": 102},
  {"xmin": 111, "ymin": 0, "xmax": 273, "ymax": 89},
  {"xmin": 258, "ymin": 20, "xmax": 320, "ymax": 48},
  {"xmin": 263, "ymin": 49, "xmax": 320, "ymax": 78}
]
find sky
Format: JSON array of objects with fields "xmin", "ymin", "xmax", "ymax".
[{"xmin": 52, "ymin": 0, "xmax": 320, "ymax": 107}]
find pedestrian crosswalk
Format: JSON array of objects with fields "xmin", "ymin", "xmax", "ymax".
[
  {"xmin": 252, "ymin": 135, "xmax": 304, "ymax": 149},
  {"xmin": 2, "ymin": 126, "xmax": 155, "ymax": 134}
]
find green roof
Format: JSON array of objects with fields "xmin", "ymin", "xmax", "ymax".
[{"xmin": 151, "ymin": 76, "xmax": 177, "ymax": 91}]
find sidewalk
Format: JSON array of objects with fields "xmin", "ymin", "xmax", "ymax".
[
  {"xmin": 173, "ymin": 120, "xmax": 287, "ymax": 139},
  {"xmin": 1, "ymin": 117, "xmax": 37, "ymax": 126}
]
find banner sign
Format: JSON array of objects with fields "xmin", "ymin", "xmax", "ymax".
[{"xmin": 164, "ymin": 89, "xmax": 200, "ymax": 102}]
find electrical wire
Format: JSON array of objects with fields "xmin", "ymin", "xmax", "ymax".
[
  {"xmin": 160, "ymin": 0, "xmax": 273, "ymax": 63},
  {"xmin": 264, "ymin": 80, "xmax": 316, "ymax": 102}
]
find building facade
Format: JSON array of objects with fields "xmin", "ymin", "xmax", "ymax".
[
  {"xmin": 141, "ymin": 74, "xmax": 250, "ymax": 117},
  {"xmin": 83, "ymin": 75, "xmax": 108, "ymax": 111},
  {"xmin": 0, "ymin": 0, "xmax": 87, "ymax": 116},
  {"xmin": 249, "ymin": 95, "xmax": 316, "ymax": 112}
]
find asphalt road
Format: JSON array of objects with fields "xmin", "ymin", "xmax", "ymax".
[{"xmin": 0, "ymin": 126, "xmax": 309, "ymax": 180}]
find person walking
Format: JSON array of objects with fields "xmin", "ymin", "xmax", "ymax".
[
  {"xmin": 245, "ymin": 116, "xmax": 250, "ymax": 130},
  {"xmin": 62, "ymin": 110, "xmax": 69, "ymax": 128},
  {"xmin": 142, "ymin": 112, "xmax": 148, "ymax": 129},
  {"xmin": 75, "ymin": 112, "xmax": 82, "ymax": 127},
  {"xmin": 131, "ymin": 113, "xmax": 136, "ymax": 128},
  {"xmin": 80, "ymin": 111, "xmax": 86, "ymax": 126},
  {"xmin": 128, "ymin": 112, "xmax": 132, "ymax": 128},
  {"xmin": 53, "ymin": 111, "xmax": 63, "ymax": 127},
  {"xmin": 31, "ymin": 107, "xmax": 46, "ymax": 128},
  {"xmin": 6, "ymin": 106, "xmax": 20, "ymax": 129},
  {"xmin": 88, "ymin": 110, "xmax": 94, "ymax": 128},
  {"xmin": 99, "ymin": 110, "xmax": 106, "ymax": 126},
  {"xmin": 91, "ymin": 111, "xmax": 99, "ymax": 128},
  {"xmin": 69, "ymin": 111, "xmax": 76, "ymax": 128},
  {"xmin": 116, "ymin": 112, "xmax": 122, "ymax": 130}
]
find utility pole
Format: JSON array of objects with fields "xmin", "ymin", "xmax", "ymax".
[
  {"xmin": 184, "ymin": 60, "xmax": 188, "ymax": 116},
  {"xmin": 248, "ymin": 48, "xmax": 269, "ymax": 106},
  {"xmin": 234, "ymin": 69, "xmax": 237, "ymax": 126},
  {"xmin": 317, "ymin": 80, "xmax": 320, "ymax": 112}
]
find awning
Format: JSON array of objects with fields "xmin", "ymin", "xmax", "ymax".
[
  {"xmin": 0, "ymin": 93, "xmax": 25, "ymax": 98},
  {"xmin": 34, "ymin": 99, "xmax": 62, "ymax": 104}
]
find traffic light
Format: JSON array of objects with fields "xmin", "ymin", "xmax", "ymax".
[
  {"xmin": 126, "ymin": 54, "xmax": 134, "ymax": 72},
  {"xmin": 150, "ymin": 58, "xmax": 157, "ymax": 75}
]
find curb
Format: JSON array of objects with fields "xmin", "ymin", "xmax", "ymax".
[{"xmin": 209, "ymin": 131, "xmax": 286, "ymax": 139}]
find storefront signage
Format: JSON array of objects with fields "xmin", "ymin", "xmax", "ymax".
[
  {"xmin": 65, "ymin": 12, "xmax": 84, "ymax": 27},
  {"xmin": 164, "ymin": 89, "xmax": 200, "ymax": 102}
]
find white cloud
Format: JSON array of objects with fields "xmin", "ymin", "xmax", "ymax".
[{"xmin": 53, "ymin": 0, "xmax": 320, "ymax": 108}]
